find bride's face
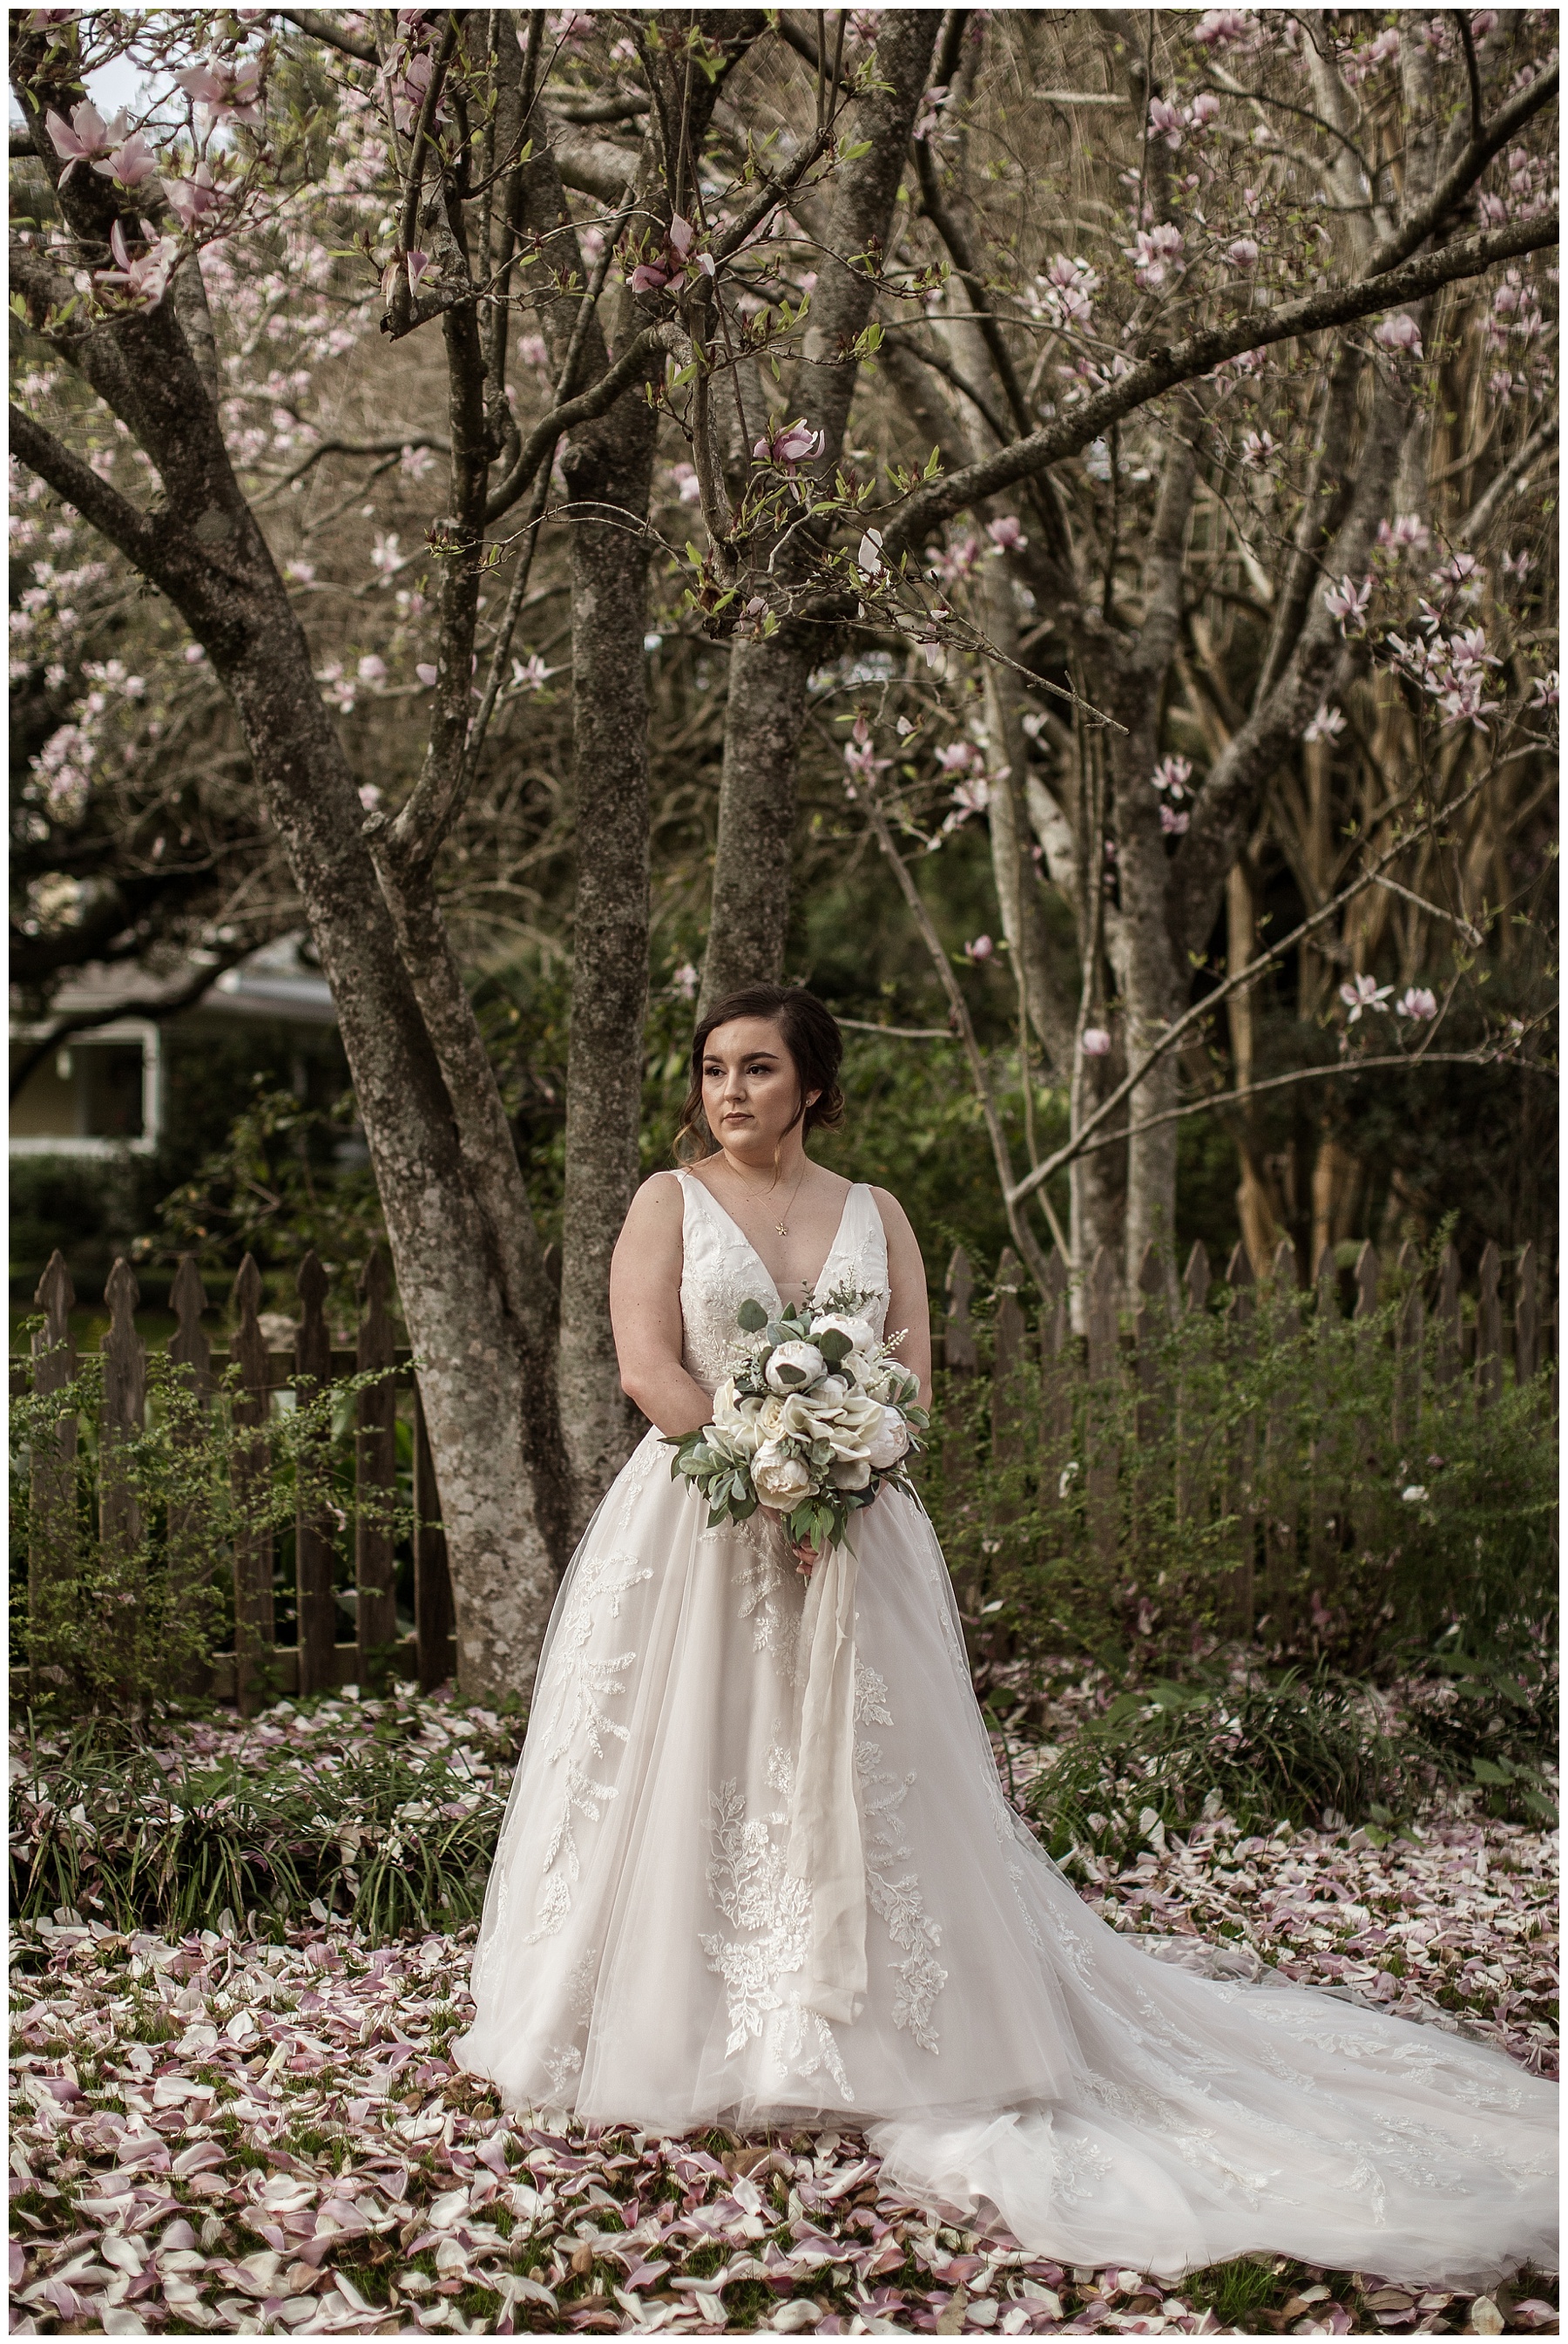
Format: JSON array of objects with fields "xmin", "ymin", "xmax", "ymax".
[{"xmin": 700, "ymin": 1018, "xmax": 818, "ymax": 1157}]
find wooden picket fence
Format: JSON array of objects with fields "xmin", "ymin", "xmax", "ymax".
[
  {"xmin": 936, "ymin": 1233, "xmax": 1554, "ymax": 1643},
  {"xmin": 17, "ymin": 1246, "xmax": 455, "ymax": 1715}
]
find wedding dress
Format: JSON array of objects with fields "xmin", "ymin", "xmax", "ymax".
[{"xmin": 454, "ymin": 1174, "xmax": 1558, "ymax": 2288}]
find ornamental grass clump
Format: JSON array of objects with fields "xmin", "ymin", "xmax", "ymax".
[{"xmin": 10, "ymin": 1683, "xmax": 519, "ymax": 1945}]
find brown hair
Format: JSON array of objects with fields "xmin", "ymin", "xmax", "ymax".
[{"xmin": 673, "ymin": 984, "xmax": 846, "ymax": 1163}]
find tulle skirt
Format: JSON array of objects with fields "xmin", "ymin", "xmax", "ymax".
[{"xmin": 454, "ymin": 1430, "xmax": 1558, "ymax": 2286}]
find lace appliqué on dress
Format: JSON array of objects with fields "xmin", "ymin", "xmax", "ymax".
[
  {"xmin": 700, "ymin": 1778, "xmax": 854, "ymax": 2103},
  {"xmin": 855, "ymin": 1660, "xmax": 949, "ymax": 2056},
  {"xmin": 541, "ymin": 1944, "xmax": 598, "ymax": 2105},
  {"xmin": 527, "ymin": 1545, "xmax": 653, "ymax": 1943}
]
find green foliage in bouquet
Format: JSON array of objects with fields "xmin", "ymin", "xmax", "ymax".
[{"xmin": 667, "ymin": 1292, "xmax": 929, "ymax": 1555}]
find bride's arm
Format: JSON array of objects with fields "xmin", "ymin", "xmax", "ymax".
[
  {"xmin": 610, "ymin": 1174, "xmax": 716, "ymax": 1438},
  {"xmin": 869, "ymin": 1186, "xmax": 933, "ymax": 1409}
]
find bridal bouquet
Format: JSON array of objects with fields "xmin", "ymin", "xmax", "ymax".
[{"xmin": 668, "ymin": 1291, "xmax": 929, "ymax": 1555}]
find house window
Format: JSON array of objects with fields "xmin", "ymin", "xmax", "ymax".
[{"xmin": 10, "ymin": 1023, "xmax": 161, "ymax": 1156}]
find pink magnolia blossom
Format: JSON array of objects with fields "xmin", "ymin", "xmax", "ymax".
[
  {"xmin": 98, "ymin": 216, "xmax": 180, "ymax": 308},
  {"xmin": 672, "ymin": 960, "xmax": 699, "ymax": 999},
  {"xmin": 935, "ymin": 741, "xmax": 983, "ymax": 776},
  {"xmin": 1376, "ymin": 514, "xmax": 1431, "ymax": 553},
  {"xmin": 1081, "ymin": 1026, "xmax": 1112, "ymax": 1056},
  {"xmin": 964, "ymin": 934, "xmax": 994, "ymax": 962},
  {"xmin": 1223, "ymin": 236, "xmax": 1260, "ymax": 269},
  {"xmin": 44, "ymin": 100, "xmax": 123, "ymax": 175},
  {"xmin": 415, "ymin": 661, "xmax": 439, "ymax": 688},
  {"xmin": 842, "ymin": 715, "xmax": 891, "ymax": 789},
  {"xmin": 1396, "ymin": 987, "xmax": 1437, "ymax": 1020},
  {"xmin": 178, "ymin": 57, "xmax": 265, "ymax": 125},
  {"xmin": 856, "ymin": 527, "xmax": 884, "ymax": 578},
  {"xmin": 355, "ymin": 654, "xmax": 387, "ymax": 686},
  {"xmin": 1160, "ymin": 804, "xmax": 1190, "ymax": 836},
  {"xmin": 1124, "ymin": 222, "xmax": 1184, "ymax": 289},
  {"xmin": 753, "ymin": 419, "xmax": 824, "ymax": 470},
  {"xmin": 1239, "ymin": 427, "xmax": 1276, "ymax": 469},
  {"xmin": 1374, "ymin": 313, "xmax": 1423, "ymax": 356},
  {"xmin": 161, "ymin": 162, "xmax": 220, "ymax": 232},
  {"xmin": 94, "ymin": 131, "xmax": 158, "ymax": 191},
  {"xmin": 1323, "ymin": 575, "xmax": 1372, "ymax": 632},
  {"xmin": 1192, "ymin": 8, "xmax": 1257, "ymax": 50},
  {"xmin": 985, "ymin": 514, "xmax": 1027, "ymax": 553},
  {"xmin": 670, "ymin": 460, "xmax": 701, "ymax": 505},
  {"xmin": 1152, "ymin": 754, "xmax": 1193, "ymax": 798},
  {"xmin": 945, "ymin": 777, "xmax": 991, "ymax": 828},
  {"xmin": 1190, "ymin": 91, "xmax": 1220, "ymax": 126},
  {"xmin": 1470, "ymin": 10, "xmax": 1497, "ymax": 38},
  {"xmin": 1303, "ymin": 703, "xmax": 1346, "ymax": 744},
  {"xmin": 913, "ymin": 85, "xmax": 950, "ymax": 143},
  {"xmin": 358, "ymin": 782, "xmax": 382, "ymax": 810},
  {"xmin": 510, "ymin": 653, "xmax": 554, "ymax": 691},
  {"xmin": 1147, "ymin": 98, "xmax": 1185, "ymax": 149},
  {"xmin": 1340, "ymin": 974, "xmax": 1392, "ymax": 1022},
  {"xmin": 1527, "ymin": 670, "xmax": 1558, "ymax": 708},
  {"xmin": 1039, "ymin": 252, "xmax": 1099, "ymax": 329}
]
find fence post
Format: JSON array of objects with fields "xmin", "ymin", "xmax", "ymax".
[
  {"xmin": 413, "ymin": 1373, "xmax": 455, "ymax": 1692},
  {"xmin": 231, "ymin": 1253, "xmax": 275, "ymax": 1718},
  {"xmin": 1394, "ymin": 1239, "xmax": 1423, "ymax": 1446},
  {"xmin": 355, "ymin": 1246, "xmax": 399, "ymax": 1681},
  {"xmin": 168, "ymin": 1255, "xmax": 214, "ymax": 1691},
  {"xmin": 1309, "ymin": 1243, "xmax": 1341, "ymax": 1608},
  {"xmin": 1476, "ymin": 1239, "xmax": 1503, "ymax": 1410},
  {"xmin": 1085, "ymin": 1247, "xmax": 1119, "ymax": 1582},
  {"xmin": 1226, "ymin": 1243, "xmax": 1257, "ymax": 1641},
  {"xmin": 1037, "ymin": 1250, "xmax": 1073, "ymax": 1525},
  {"xmin": 1264, "ymin": 1237, "xmax": 1299, "ymax": 1643},
  {"xmin": 28, "ymin": 1251, "xmax": 78, "ymax": 1693},
  {"xmin": 1434, "ymin": 1242, "xmax": 1463, "ymax": 1396},
  {"xmin": 1133, "ymin": 1243, "xmax": 1167, "ymax": 1562},
  {"xmin": 1176, "ymin": 1242, "xmax": 1211, "ymax": 1530},
  {"xmin": 99, "ymin": 1259, "xmax": 147, "ymax": 1704},
  {"xmin": 1514, "ymin": 1242, "xmax": 1538, "ymax": 1386},
  {"xmin": 294, "ymin": 1250, "xmax": 338, "ymax": 1697},
  {"xmin": 941, "ymin": 1245, "xmax": 979, "ymax": 1611}
]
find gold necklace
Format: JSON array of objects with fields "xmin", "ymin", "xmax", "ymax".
[{"xmin": 724, "ymin": 1155, "xmax": 807, "ymax": 1237}]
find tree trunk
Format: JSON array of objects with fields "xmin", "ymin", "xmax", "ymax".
[
  {"xmin": 556, "ymin": 385, "xmax": 659, "ymax": 1532},
  {"xmin": 220, "ymin": 614, "xmax": 564, "ymax": 1699},
  {"xmin": 699, "ymin": 11, "xmax": 939, "ymax": 1010}
]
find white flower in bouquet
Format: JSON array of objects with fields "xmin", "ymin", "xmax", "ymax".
[
  {"xmin": 865, "ymin": 1406, "xmax": 911, "ymax": 1470},
  {"xmin": 711, "ymin": 1378, "xmax": 765, "ymax": 1458},
  {"xmin": 830, "ymin": 1454, "xmax": 872, "ymax": 1490},
  {"xmin": 766, "ymin": 1339, "xmax": 827, "ymax": 1393},
  {"xmin": 752, "ymin": 1438, "xmax": 814, "ymax": 1508},
  {"xmin": 812, "ymin": 1311, "xmax": 877, "ymax": 1354}
]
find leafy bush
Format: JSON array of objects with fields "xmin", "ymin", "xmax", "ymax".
[
  {"xmin": 918, "ymin": 1255, "xmax": 1558, "ymax": 1685},
  {"xmin": 1023, "ymin": 1668, "xmax": 1435, "ymax": 1873},
  {"xmin": 10, "ymin": 1685, "xmax": 520, "ymax": 1944},
  {"xmin": 10, "ymin": 1339, "xmax": 411, "ymax": 1721}
]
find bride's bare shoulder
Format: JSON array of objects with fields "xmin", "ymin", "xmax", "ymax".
[
  {"xmin": 620, "ymin": 1170, "xmax": 686, "ymax": 1236},
  {"xmin": 866, "ymin": 1183, "xmax": 916, "ymax": 1238}
]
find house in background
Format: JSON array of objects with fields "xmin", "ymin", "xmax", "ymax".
[
  {"xmin": 10, "ymin": 935, "xmax": 341, "ymax": 1157},
  {"xmin": 10, "ymin": 936, "xmax": 354, "ymax": 1303}
]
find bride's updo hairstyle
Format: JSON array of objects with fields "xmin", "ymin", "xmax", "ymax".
[{"xmin": 674, "ymin": 983, "xmax": 845, "ymax": 1162}]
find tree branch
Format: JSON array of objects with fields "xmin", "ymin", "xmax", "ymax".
[
  {"xmin": 1364, "ymin": 58, "xmax": 1558, "ymax": 276},
  {"xmin": 279, "ymin": 10, "xmax": 379, "ymax": 64},
  {"xmin": 482, "ymin": 295, "xmax": 667, "ymax": 529},
  {"xmin": 880, "ymin": 213, "xmax": 1558, "ymax": 560},
  {"xmin": 9, "ymin": 403, "xmax": 161, "ymax": 574},
  {"xmin": 9, "ymin": 944, "xmax": 258, "ymax": 1102},
  {"xmin": 1068, "ymin": 1047, "xmax": 1552, "ymax": 1164},
  {"xmin": 1456, "ymin": 409, "xmax": 1558, "ymax": 543},
  {"xmin": 1009, "ymin": 772, "xmax": 1496, "ymax": 1211}
]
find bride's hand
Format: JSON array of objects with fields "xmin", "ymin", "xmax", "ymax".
[{"xmin": 791, "ymin": 1534, "xmax": 821, "ymax": 1579}]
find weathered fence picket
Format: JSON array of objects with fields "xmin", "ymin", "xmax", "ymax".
[
  {"xmin": 1085, "ymin": 1247, "xmax": 1119, "ymax": 1575},
  {"xmin": 1226, "ymin": 1243, "xmax": 1258, "ymax": 1640},
  {"xmin": 1477, "ymin": 1241, "xmax": 1504, "ymax": 1408},
  {"xmin": 15, "ymin": 1245, "xmax": 454, "ymax": 1709},
  {"xmin": 294, "ymin": 1250, "xmax": 337, "ymax": 1698},
  {"xmin": 1264, "ymin": 1238, "xmax": 1299, "ymax": 1641}
]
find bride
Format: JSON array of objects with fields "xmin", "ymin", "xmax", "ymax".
[{"xmin": 454, "ymin": 984, "xmax": 1556, "ymax": 2289}]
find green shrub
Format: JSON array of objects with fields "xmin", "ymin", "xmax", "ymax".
[
  {"xmin": 919, "ymin": 1255, "xmax": 1558, "ymax": 1685},
  {"xmin": 10, "ymin": 1338, "xmax": 411, "ymax": 1721}
]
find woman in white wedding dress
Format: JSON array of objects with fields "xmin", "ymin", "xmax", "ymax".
[{"xmin": 454, "ymin": 986, "xmax": 1556, "ymax": 2289}]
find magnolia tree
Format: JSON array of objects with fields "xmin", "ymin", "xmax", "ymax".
[{"xmin": 9, "ymin": 6, "xmax": 1557, "ymax": 1693}]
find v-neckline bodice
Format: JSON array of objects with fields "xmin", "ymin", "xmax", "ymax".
[{"xmin": 684, "ymin": 1169, "xmax": 857, "ymax": 1312}]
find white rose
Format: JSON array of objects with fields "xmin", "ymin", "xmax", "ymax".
[
  {"xmin": 830, "ymin": 1455, "xmax": 872, "ymax": 1490},
  {"xmin": 813, "ymin": 1311, "xmax": 876, "ymax": 1355},
  {"xmin": 766, "ymin": 1339, "xmax": 827, "ymax": 1394},
  {"xmin": 712, "ymin": 1381, "xmax": 765, "ymax": 1458},
  {"xmin": 815, "ymin": 1374, "xmax": 848, "ymax": 1406},
  {"xmin": 751, "ymin": 1439, "xmax": 814, "ymax": 1509},
  {"xmin": 865, "ymin": 1406, "xmax": 910, "ymax": 1471}
]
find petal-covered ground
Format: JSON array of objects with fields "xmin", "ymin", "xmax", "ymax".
[{"xmin": 10, "ymin": 1687, "xmax": 1558, "ymax": 2338}]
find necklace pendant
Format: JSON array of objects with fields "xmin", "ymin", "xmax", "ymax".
[{"xmin": 775, "ymin": 1221, "xmax": 788, "ymax": 1236}]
